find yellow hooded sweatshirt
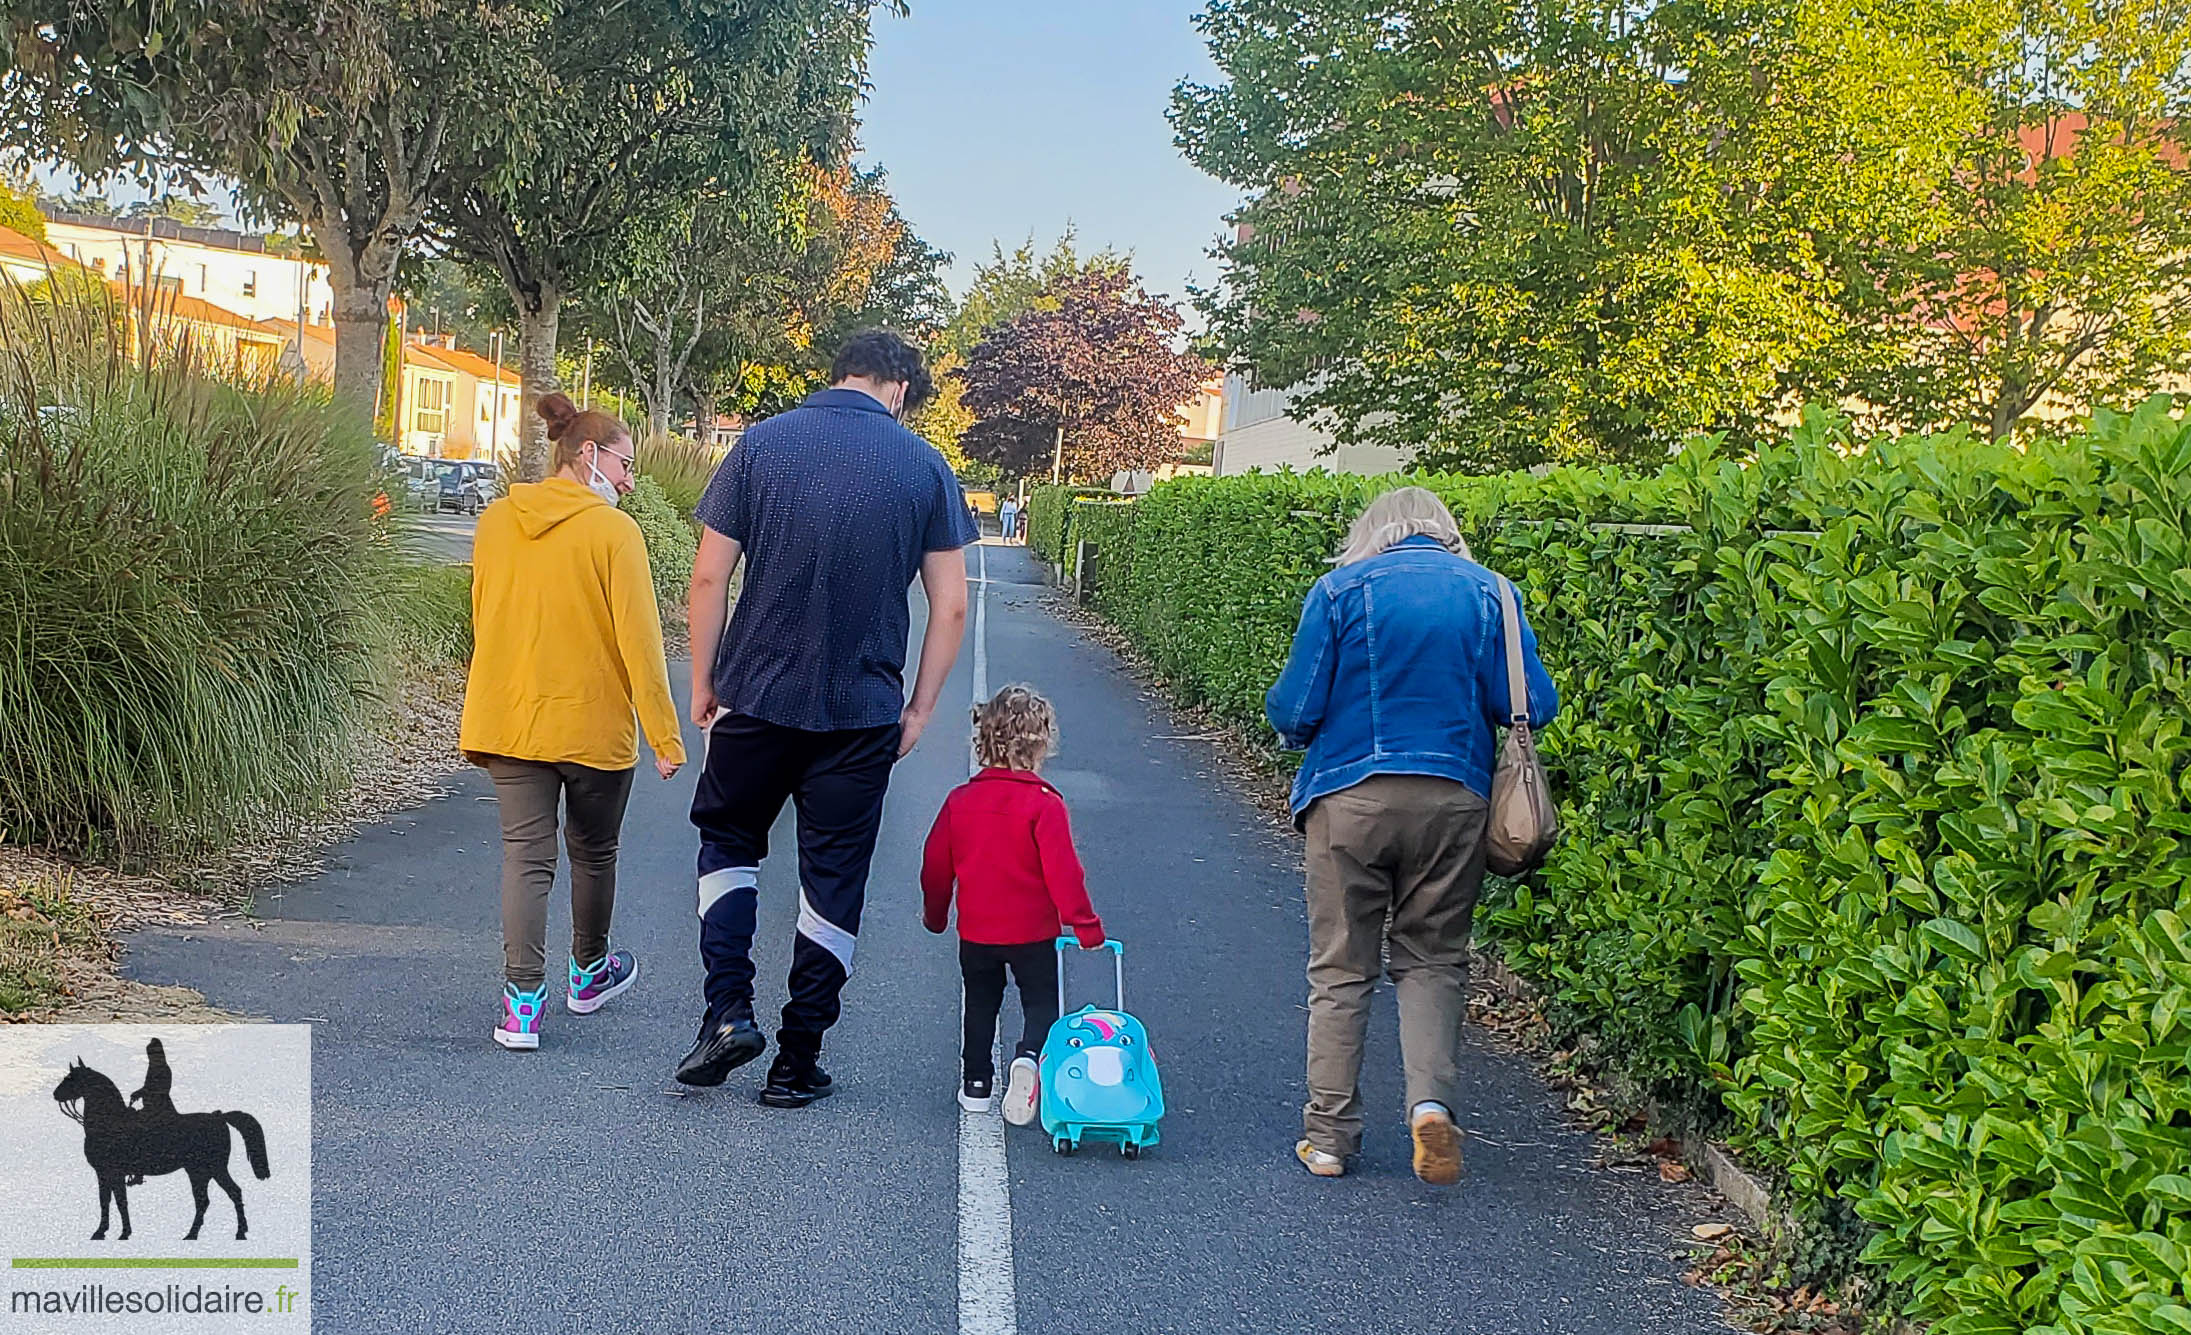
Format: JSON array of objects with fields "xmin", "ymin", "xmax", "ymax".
[{"xmin": 459, "ymin": 478, "xmax": 687, "ymax": 772}]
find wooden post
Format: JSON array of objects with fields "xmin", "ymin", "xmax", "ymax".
[{"xmin": 1073, "ymin": 540, "xmax": 1087, "ymax": 602}]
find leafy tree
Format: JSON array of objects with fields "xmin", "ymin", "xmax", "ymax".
[
  {"xmin": 430, "ymin": 0, "xmax": 878, "ymax": 478},
  {"xmin": 121, "ymin": 194, "xmax": 224, "ymax": 227},
  {"xmin": 1817, "ymin": 0, "xmax": 2191, "ymax": 438},
  {"xmin": 600, "ymin": 159, "xmax": 945, "ymax": 445},
  {"xmin": 0, "ymin": 0, "xmax": 538, "ymax": 415},
  {"xmin": 956, "ymin": 268, "xmax": 1212, "ymax": 483},
  {"xmin": 807, "ymin": 165, "xmax": 952, "ymax": 349},
  {"xmin": 0, "ymin": 181, "xmax": 45, "ymax": 240},
  {"xmin": 396, "ymin": 257, "xmax": 512, "ymax": 359},
  {"xmin": 913, "ymin": 231, "xmax": 1123, "ymax": 466},
  {"xmin": 1170, "ymin": 0, "xmax": 1973, "ymax": 470},
  {"xmin": 939, "ymin": 229, "xmax": 1124, "ymax": 360}
]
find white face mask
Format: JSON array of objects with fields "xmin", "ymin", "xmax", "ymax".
[{"xmin": 585, "ymin": 456, "xmax": 619, "ymax": 505}]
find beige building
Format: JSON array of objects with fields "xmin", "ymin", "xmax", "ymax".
[
  {"xmin": 408, "ymin": 337, "xmax": 522, "ymax": 460},
  {"xmin": 42, "ymin": 212, "xmax": 333, "ymax": 327},
  {"xmin": 1212, "ymin": 372, "xmax": 1408, "ymax": 477},
  {"xmin": 258, "ymin": 321, "xmax": 521, "ymax": 459}
]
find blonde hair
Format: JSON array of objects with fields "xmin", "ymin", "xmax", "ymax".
[
  {"xmin": 973, "ymin": 685, "xmax": 1057, "ymax": 771},
  {"xmin": 1333, "ymin": 485, "xmax": 1472, "ymax": 566}
]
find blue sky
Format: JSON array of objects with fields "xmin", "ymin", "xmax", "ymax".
[{"xmin": 856, "ymin": 0, "xmax": 1243, "ymax": 308}]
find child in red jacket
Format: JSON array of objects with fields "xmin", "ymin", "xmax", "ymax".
[{"xmin": 922, "ymin": 685, "xmax": 1105, "ymax": 1123}]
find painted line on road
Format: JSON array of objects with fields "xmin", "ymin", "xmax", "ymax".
[{"xmin": 958, "ymin": 541, "xmax": 1017, "ymax": 1335}]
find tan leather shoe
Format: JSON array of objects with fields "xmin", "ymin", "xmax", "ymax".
[{"xmin": 1410, "ymin": 1106, "xmax": 1464, "ymax": 1185}]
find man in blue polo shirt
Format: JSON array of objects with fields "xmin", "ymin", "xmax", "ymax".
[{"xmin": 676, "ymin": 330, "xmax": 978, "ymax": 1106}]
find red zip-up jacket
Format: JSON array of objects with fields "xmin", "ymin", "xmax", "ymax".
[{"xmin": 921, "ymin": 768, "xmax": 1105, "ymax": 948}]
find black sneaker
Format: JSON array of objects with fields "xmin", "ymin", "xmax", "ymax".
[
  {"xmin": 958, "ymin": 1076, "xmax": 995, "ymax": 1114},
  {"xmin": 674, "ymin": 1014, "xmax": 766, "ymax": 1087},
  {"xmin": 757, "ymin": 1055, "xmax": 835, "ymax": 1108}
]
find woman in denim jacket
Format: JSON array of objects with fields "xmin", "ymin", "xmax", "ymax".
[{"xmin": 1265, "ymin": 487, "xmax": 1559, "ymax": 1185}]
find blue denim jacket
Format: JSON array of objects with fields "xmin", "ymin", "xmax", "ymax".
[{"xmin": 1264, "ymin": 536, "xmax": 1560, "ymax": 820}]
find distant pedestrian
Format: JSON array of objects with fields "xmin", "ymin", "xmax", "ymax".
[
  {"xmin": 460, "ymin": 392, "xmax": 685, "ymax": 1052},
  {"xmin": 998, "ymin": 496, "xmax": 1020, "ymax": 543},
  {"xmin": 921, "ymin": 686, "xmax": 1105, "ymax": 1123},
  {"xmin": 679, "ymin": 329, "xmax": 979, "ymax": 1106},
  {"xmin": 1265, "ymin": 486, "xmax": 1558, "ymax": 1184}
]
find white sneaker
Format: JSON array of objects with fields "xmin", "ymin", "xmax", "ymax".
[{"xmin": 1003, "ymin": 1056, "xmax": 1040, "ymax": 1126}]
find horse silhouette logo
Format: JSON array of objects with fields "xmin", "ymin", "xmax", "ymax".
[{"xmin": 50, "ymin": 1038, "xmax": 273, "ymax": 1241}]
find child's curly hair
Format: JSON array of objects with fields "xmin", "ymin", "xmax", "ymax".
[{"xmin": 973, "ymin": 685, "xmax": 1057, "ymax": 771}]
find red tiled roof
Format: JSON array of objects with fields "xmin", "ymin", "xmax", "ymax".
[
  {"xmin": 113, "ymin": 283, "xmax": 281, "ymax": 337},
  {"xmin": 0, "ymin": 225, "xmax": 91, "ymax": 273},
  {"xmin": 257, "ymin": 317, "xmax": 334, "ymax": 345},
  {"xmin": 409, "ymin": 341, "xmax": 519, "ymax": 385}
]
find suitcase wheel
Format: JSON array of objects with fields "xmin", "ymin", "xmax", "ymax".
[
  {"xmin": 1053, "ymin": 1136, "xmax": 1077, "ymax": 1156},
  {"xmin": 1121, "ymin": 1142, "xmax": 1141, "ymax": 1160}
]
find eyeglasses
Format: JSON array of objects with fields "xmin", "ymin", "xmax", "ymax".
[{"xmin": 596, "ymin": 442, "xmax": 635, "ymax": 471}]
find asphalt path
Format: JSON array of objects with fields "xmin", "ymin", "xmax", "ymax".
[
  {"xmin": 404, "ymin": 510, "xmax": 478, "ymax": 565},
  {"xmin": 123, "ymin": 540, "xmax": 1724, "ymax": 1334}
]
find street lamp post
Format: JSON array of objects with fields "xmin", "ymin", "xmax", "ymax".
[{"xmin": 490, "ymin": 329, "xmax": 505, "ymax": 460}]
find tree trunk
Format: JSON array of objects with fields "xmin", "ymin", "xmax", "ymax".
[
  {"xmin": 331, "ymin": 285, "xmax": 389, "ymax": 420},
  {"xmin": 308, "ymin": 211, "xmax": 405, "ymax": 431},
  {"xmin": 693, "ymin": 387, "xmax": 715, "ymax": 445},
  {"xmin": 516, "ymin": 288, "xmax": 563, "ymax": 481},
  {"xmin": 648, "ymin": 323, "xmax": 674, "ymax": 443}
]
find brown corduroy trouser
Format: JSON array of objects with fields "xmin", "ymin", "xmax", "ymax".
[
  {"xmin": 483, "ymin": 756, "xmax": 636, "ymax": 989},
  {"xmin": 1302, "ymin": 773, "xmax": 1489, "ymax": 1158}
]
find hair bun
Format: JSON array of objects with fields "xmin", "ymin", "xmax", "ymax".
[{"xmin": 537, "ymin": 391, "xmax": 578, "ymax": 441}]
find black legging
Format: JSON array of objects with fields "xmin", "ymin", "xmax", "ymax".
[{"xmin": 959, "ymin": 940, "xmax": 1059, "ymax": 1083}]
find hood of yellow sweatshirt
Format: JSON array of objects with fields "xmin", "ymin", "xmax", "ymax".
[{"xmin": 504, "ymin": 477, "xmax": 610, "ymax": 538}]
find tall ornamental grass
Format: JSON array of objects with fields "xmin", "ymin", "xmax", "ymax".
[
  {"xmin": 634, "ymin": 431, "xmax": 721, "ymax": 521},
  {"xmin": 0, "ymin": 290, "xmax": 397, "ymax": 861}
]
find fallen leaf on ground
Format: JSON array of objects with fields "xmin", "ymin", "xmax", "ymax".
[
  {"xmin": 1659, "ymin": 1161, "xmax": 1692, "ymax": 1182},
  {"xmin": 1692, "ymin": 1222, "xmax": 1734, "ymax": 1240}
]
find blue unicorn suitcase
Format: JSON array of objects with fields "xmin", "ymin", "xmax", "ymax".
[{"xmin": 1039, "ymin": 937, "xmax": 1164, "ymax": 1158}]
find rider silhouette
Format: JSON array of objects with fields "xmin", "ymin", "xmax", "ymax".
[{"xmin": 125, "ymin": 1039, "xmax": 176, "ymax": 1185}]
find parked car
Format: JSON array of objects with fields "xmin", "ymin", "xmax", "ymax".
[
  {"xmin": 434, "ymin": 461, "xmax": 488, "ymax": 515},
  {"xmin": 404, "ymin": 458, "xmax": 439, "ymax": 512}
]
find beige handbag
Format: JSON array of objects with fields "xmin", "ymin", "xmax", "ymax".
[{"xmin": 1485, "ymin": 576, "xmax": 1559, "ymax": 876}]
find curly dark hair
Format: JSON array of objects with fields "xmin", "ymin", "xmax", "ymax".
[{"xmin": 829, "ymin": 329, "xmax": 934, "ymax": 413}]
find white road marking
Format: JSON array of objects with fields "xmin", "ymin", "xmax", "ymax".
[{"xmin": 958, "ymin": 540, "xmax": 1016, "ymax": 1335}]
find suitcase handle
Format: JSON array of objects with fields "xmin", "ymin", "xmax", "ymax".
[{"xmin": 1055, "ymin": 936, "xmax": 1125, "ymax": 1012}]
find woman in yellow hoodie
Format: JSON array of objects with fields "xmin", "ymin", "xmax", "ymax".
[{"xmin": 460, "ymin": 392, "xmax": 687, "ymax": 1051}]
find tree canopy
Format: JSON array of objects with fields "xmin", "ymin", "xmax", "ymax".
[
  {"xmin": 1173, "ymin": 0, "xmax": 2191, "ymax": 470},
  {"xmin": 1, "ymin": 0, "xmax": 543, "ymax": 412},
  {"xmin": 955, "ymin": 268, "xmax": 1212, "ymax": 483},
  {"xmin": 430, "ymin": 0, "xmax": 880, "ymax": 475}
]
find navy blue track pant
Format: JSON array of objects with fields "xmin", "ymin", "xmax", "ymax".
[{"xmin": 691, "ymin": 712, "xmax": 899, "ymax": 1058}]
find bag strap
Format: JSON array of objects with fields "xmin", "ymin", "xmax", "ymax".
[{"xmin": 1496, "ymin": 576, "xmax": 1529, "ymax": 727}]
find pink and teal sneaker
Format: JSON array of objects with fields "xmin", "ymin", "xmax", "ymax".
[
  {"xmin": 566, "ymin": 948, "xmax": 639, "ymax": 1015},
  {"xmin": 495, "ymin": 983, "xmax": 546, "ymax": 1050}
]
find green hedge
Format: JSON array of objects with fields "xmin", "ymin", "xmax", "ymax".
[
  {"xmin": 1026, "ymin": 485, "xmax": 1112, "ymax": 565},
  {"xmin": 1071, "ymin": 406, "xmax": 2191, "ymax": 1335}
]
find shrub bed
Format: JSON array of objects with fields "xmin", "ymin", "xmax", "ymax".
[
  {"xmin": 621, "ymin": 474, "xmax": 699, "ymax": 610},
  {"xmin": 1067, "ymin": 406, "xmax": 2191, "ymax": 1335}
]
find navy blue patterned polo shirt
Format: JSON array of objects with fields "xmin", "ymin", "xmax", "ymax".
[{"xmin": 696, "ymin": 386, "xmax": 979, "ymax": 732}]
